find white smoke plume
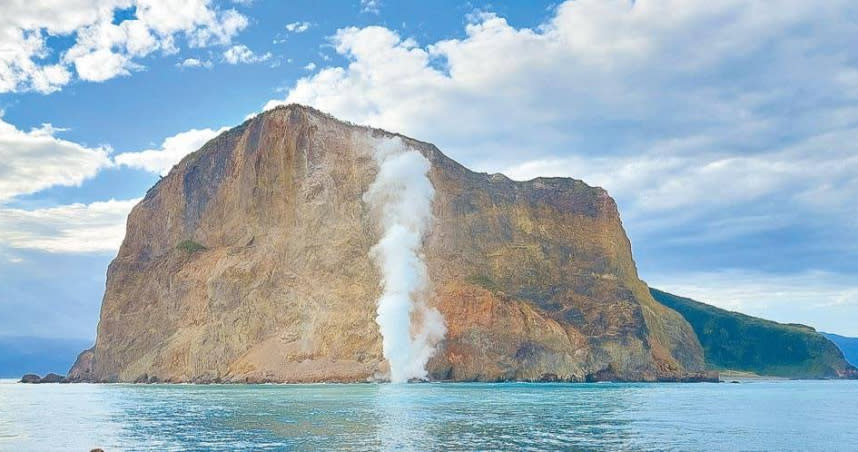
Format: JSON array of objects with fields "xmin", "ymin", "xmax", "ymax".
[{"xmin": 364, "ymin": 136, "xmax": 446, "ymax": 383}]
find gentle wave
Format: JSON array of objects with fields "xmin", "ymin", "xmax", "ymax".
[{"xmin": 0, "ymin": 381, "xmax": 856, "ymax": 451}]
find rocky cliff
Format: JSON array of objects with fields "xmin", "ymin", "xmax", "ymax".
[
  {"xmin": 822, "ymin": 333, "xmax": 858, "ymax": 368},
  {"xmin": 71, "ymin": 104, "xmax": 707, "ymax": 383}
]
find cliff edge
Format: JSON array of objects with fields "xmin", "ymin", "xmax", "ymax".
[{"xmin": 71, "ymin": 105, "xmax": 706, "ymax": 382}]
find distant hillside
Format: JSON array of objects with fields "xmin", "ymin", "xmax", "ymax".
[
  {"xmin": 651, "ymin": 289, "xmax": 857, "ymax": 379},
  {"xmin": 0, "ymin": 337, "xmax": 93, "ymax": 378},
  {"xmin": 822, "ymin": 333, "xmax": 858, "ymax": 367}
]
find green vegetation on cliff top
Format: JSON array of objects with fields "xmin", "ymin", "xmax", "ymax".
[{"xmin": 651, "ymin": 288, "xmax": 856, "ymax": 378}]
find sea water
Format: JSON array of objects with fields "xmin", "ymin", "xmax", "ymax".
[{"xmin": 0, "ymin": 380, "xmax": 856, "ymax": 451}]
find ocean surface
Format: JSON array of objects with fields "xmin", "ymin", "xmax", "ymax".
[{"xmin": 0, "ymin": 380, "xmax": 856, "ymax": 451}]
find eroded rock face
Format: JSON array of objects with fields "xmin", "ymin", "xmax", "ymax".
[
  {"xmin": 71, "ymin": 105, "xmax": 705, "ymax": 383},
  {"xmin": 67, "ymin": 347, "xmax": 94, "ymax": 382}
]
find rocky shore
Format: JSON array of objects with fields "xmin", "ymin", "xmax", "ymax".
[{"xmin": 19, "ymin": 373, "xmax": 69, "ymax": 384}]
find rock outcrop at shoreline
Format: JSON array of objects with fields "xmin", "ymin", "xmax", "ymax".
[
  {"xmin": 67, "ymin": 347, "xmax": 94, "ymax": 382},
  {"xmin": 70, "ymin": 104, "xmax": 708, "ymax": 383},
  {"xmin": 19, "ymin": 374, "xmax": 40, "ymax": 383},
  {"xmin": 19, "ymin": 373, "xmax": 68, "ymax": 383}
]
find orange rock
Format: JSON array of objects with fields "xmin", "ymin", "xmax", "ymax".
[{"xmin": 71, "ymin": 105, "xmax": 703, "ymax": 383}]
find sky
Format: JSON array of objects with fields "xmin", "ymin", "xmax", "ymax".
[{"xmin": 1, "ymin": 0, "xmax": 857, "ymax": 341}]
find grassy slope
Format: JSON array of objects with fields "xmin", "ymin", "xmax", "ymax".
[
  {"xmin": 650, "ymin": 289, "xmax": 855, "ymax": 378},
  {"xmin": 822, "ymin": 332, "xmax": 858, "ymax": 367}
]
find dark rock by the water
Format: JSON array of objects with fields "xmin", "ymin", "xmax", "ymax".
[
  {"xmin": 20, "ymin": 374, "xmax": 40, "ymax": 383},
  {"xmin": 39, "ymin": 373, "xmax": 67, "ymax": 383},
  {"xmin": 67, "ymin": 346, "xmax": 95, "ymax": 382},
  {"xmin": 19, "ymin": 372, "xmax": 68, "ymax": 383}
]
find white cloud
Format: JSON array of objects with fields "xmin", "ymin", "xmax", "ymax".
[
  {"xmin": 0, "ymin": 118, "xmax": 112, "ymax": 202},
  {"xmin": 0, "ymin": 198, "xmax": 139, "ymax": 253},
  {"xmin": 0, "ymin": 118, "xmax": 222, "ymax": 256},
  {"xmin": 360, "ymin": 0, "xmax": 381, "ymax": 14},
  {"xmin": 177, "ymin": 57, "xmax": 213, "ymax": 69},
  {"xmin": 264, "ymin": 0, "xmax": 858, "ymax": 249},
  {"xmin": 222, "ymin": 44, "xmax": 272, "ymax": 64},
  {"xmin": 114, "ymin": 127, "xmax": 227, "ymax": 176},
  {"xmin": 0, "ymin": 0, "xmax": 248, "ymax": 93},
  {"xmin": 0, "ymin": 113, "xmax": 225, "ymax": 202},
  {"xmin": 269, "ymin": 1, "xmax": 858, "ymax": 160},
  {"xmin": 69, "ymin": 47, "xmax": 136, "ymax": 82},
  {"xmin": 186, "ymin": 8, "xmax": 248, "ymax": 48},
  {"xmin": 500, "ymin": 129, "xmax": 858, "ymax": 218},
  {"xmin": 27, "ymin": 64, "xmax": 72, "ymax": 94},
  {"xmin": 303, "ymin": 62, "xmax": 316, "ymax": 71},
  {"xmin": 259, "ymin": 1, "xmax": 858, "ymax": 335},
  {"xmin": 285, "ymin": 21, "xmax": 311, "ymax": 33}
]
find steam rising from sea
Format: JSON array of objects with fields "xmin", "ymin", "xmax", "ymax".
[{"xmin": 364, "ymin": 136, "xmax": 445, "ymax": 383}]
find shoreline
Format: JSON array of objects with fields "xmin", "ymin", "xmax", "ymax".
[
  {"xmin": 8, "ymin": 379, "xmax": 858, "ymax": 386},
  {"xmin": 717, "ymin": 370, "xmax": 789, "ymax": 382},
  {"xmin": 13, "ymin": 370, "xmax": 857, "ymax": 385}
]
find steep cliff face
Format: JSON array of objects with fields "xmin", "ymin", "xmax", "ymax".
[
  {"xmin": 72, "ymin": 105, "xmax": 706, "ymax": 382},
  {"xmin": 823, "ymin": 333, "xmax": 858, "ymax": 368}
]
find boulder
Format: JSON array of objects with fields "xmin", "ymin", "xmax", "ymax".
[
  {"xmin": 19, "ymin": 374, "xmax": 40, "ymax": 383},
  {"xmin": 39, "ymin": 373, "xmax": 66, "ymax": 383}
]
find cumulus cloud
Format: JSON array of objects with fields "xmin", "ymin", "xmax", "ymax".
[
  {"xmin": 285, "ymin": 21, "xmax": 311, "ymax": 33},
  {"xmin": 176, "ymin": 57, "xmax": 213, "ymax": 69},
  {"xmin": 0, "ymin": 198, "xmax": 139, "ymax": 253},
  {"xmin": 500, "ymin": 130, "xmax": 858, "ymax": 216},
  {"xmin": 222, "ymin": 44, "xmax": 271, "ymax": 64},
  {"xmin": 114, "ymin": 127, "xmax": 227, "ymax": 176},
  {"xmin": 0, "ymin": 115, "xmax": 135, "ymax": 255},
  {"xmin": 0, "ymin": 116, "xmax": 223, "ymax": 256},
  {"xmin": 265, "ymin": 0, "xmax": 858, "ymax": 257},
  {"xmin": 0, "ymin": 118, "xmax": 112, "ymax": 201},
  {"xmin": 258, "ymin": 0, "xmax": 858, "ymax": 332},
  {"xmin": 69, "ymin": 48, "xmax": 136, "ymax": 82},
  {"xmin": 0, "ymin": 0, "xmax": 248, "ymax": 93},
  {"xmin": 303, "ymin": 62, "xmax": 316, "ymax": 71}
]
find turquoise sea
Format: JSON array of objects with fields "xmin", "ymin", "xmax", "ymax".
[{"xmin": 1, "ymin": 380, "xmax": 856, "ymax": 451}]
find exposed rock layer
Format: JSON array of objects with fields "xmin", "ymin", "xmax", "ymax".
[{"xmin": 72, "ymin": 105, "xmax": 707, "ymax": 382}]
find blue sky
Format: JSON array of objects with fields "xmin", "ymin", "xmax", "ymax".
[{"xmin": 1, "ymin": 0, "xmax": 857, "ymax": 341}]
